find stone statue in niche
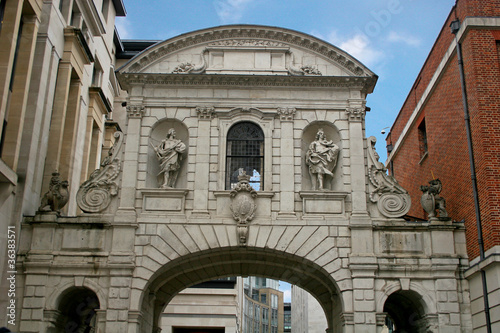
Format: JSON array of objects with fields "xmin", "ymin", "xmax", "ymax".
[
  {"xmin": 305, "ymin": 128, "xmax": 340, "ymax": 191},
  {"xmin": 153, "ymin": 128, "xmax": 186, "ymax": 189},
  {"xmin": 420, "ymin": 179, "xmax": 449, "ymax": 219},
  {"xmin": 39, "ymin": 171, "xmax": 69, "ymax": 214},
  {"xmin": 367, "ymin": 136, "xmax": 411, "ymax": 218}
]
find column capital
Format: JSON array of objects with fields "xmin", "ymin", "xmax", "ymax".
[
  {"xmin": 345, "ymin": 107, "xmax": 366, "ymax": 121},
  {"xmin": 126, "ymin": 104, "xmax": 145, "ymax": 118},
  {"xmin": 196, "ymin": 106, "xmax": 215, "ymax": 120},
  {"xmin": 277, "ymin": 107, "xmax": 296, "ymax": 121}
]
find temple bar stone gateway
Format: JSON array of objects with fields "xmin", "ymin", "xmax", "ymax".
[{"xmin": 16, "ymin": 25, "xmax": 471, "ymax": 332}]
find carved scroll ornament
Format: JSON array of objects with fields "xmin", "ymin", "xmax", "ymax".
[
  {"xmin": 367, "ymin": 136, "xmax": 411, "ymax": 218},
  {"xmin": 77, "ymin": 132, "xmax": 124, "ymax": 213}
]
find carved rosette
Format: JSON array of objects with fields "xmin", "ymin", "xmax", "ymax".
[
  {"xmin": 277, "ymin": 107, "xmax": 296, "ymax": 121},
  {"xmin": 230, "ymin": 171, "xmax": 258, "ymax": 246},
  {"xmin": 345, "ymin": 107, "xmax": 365, "ymax": 121},
  {"xmin": 127, "ymin": 104, "xmax": 145, "ymax": 118},
  {"xmin": 77, "ymin": 132, "xmax": 124, "ymax": 213},
  {"xmin": 196, "ymin": 106, "xmax": 215, "ymax": 120},
  {"xmin": 367, "ymin": 136, "xmax": 411, "ymax": 218}
]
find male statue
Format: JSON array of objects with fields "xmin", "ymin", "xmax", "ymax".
[
  {"xmin": 306, "ymin": 128, "xmax": 340, "ymax": 190},
  {"xmin": 154, "ymin": 128, "xmax": 186, "ymax": 188}
]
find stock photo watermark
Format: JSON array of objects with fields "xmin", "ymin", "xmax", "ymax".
[
  {"xmin": 6, "ymin": 225, "xmax": 17, "ymax": 326},
  {"xmin": 358, "ymin": 0, "xmax": 404, "ymax": 38}
]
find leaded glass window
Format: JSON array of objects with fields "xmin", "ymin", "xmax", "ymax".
[{"xmin": 226, "ymin": 122, "xmax": 264, "ymax": 190}]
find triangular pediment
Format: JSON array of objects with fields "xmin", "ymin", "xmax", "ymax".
[{"xmin": 118, "ymin": 25, "xmax": 376, "ymax": 80}]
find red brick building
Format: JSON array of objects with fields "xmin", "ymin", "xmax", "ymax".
[{"xmin": 386, "ymin": 0, "xmax": 500, "ymax": 331}]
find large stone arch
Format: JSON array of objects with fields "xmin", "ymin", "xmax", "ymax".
[{"xmin": 136, "ymin": 246, "xmax": 346, "ymax": 333}]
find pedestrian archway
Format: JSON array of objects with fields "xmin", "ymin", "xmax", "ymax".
[{"xmin": 138, "ymin": 247, "xmax": 345, "ymax": 333}]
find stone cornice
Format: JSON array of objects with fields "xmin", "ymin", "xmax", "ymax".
[
  {"xmin": 118, "ymin": 73, "xmax": 375, "ymax": 92},
  {"xmin": 118, "ymin": 25, "xmax": 376, "ymax": 79}
]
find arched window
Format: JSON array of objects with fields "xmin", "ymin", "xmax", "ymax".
[{"xmin": 226, "ymin": 122, "xmax": 264, "ymax": 190}]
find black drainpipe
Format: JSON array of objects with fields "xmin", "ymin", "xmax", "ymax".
[{"xmin": 450, "ymin": 18, "xmax": 492, "ymax": 333}]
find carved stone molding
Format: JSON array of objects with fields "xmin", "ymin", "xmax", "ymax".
[
  {"xmin": 126, "ymin": 104, "xmax": 145, "ymax": 118},
  {"xmin": 208, "ymin": 40, "xmax": 288, "ymax": 47},
  {"xmin": 345, "ymin": 107, "xmax": 365, "ymax": 121},
  {"xmin": 119, "ymin": 73, "xmax": 375, "ymax": 91},
  {"xmin": 77, "ymin": 132, "xmax": 124, "ymax": 213},
  {"xmin": 119, "ymin": 26, "xmax": 373, "ymax": 78},
  {"xmin": 196, "ymin": 106, "xmax": 215, "ymax": 119},
  {"xmin": 299, "ymin": 191, "xmax": 348, "ymax": 217},
  {"xmin": 367, "ymin": 136, "xmax": 411, "ymax": 218},
  {"xmin": 140, "ymin": 188, "xmax": 189, "ymax": 214},
  {"xmin": 277, "ymin": 107, "xmax": 296, "ymax": 121}
]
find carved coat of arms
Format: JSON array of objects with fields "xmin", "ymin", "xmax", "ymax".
[{"xmin": 230, "ymin": 171, "xmax": 257, "ymax": 245}]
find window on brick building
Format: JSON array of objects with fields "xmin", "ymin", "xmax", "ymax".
[
  {"xmin": 225, "ymin": 122, "xmax": 264, "ymax": 191},
  {"xmin": 496, "ymin": 41, "xmax": 500, "ymax": 63},
  {"xmin": 418, "ymin": 119, "xmax": 428, "ymax": 160}
]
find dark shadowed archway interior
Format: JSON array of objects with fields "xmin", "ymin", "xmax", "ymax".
[
  {"xmin": 55, "ymin": 287, "xmax": 100, "ymax": 333},
  {"xmin": 383, "ymin": 290, "xmax": 427, "ymax": 333}
]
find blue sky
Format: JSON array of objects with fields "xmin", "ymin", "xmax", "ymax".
[
  {"xmin": 116, "ymin": 0, "xmax": 456, "ymax": 163},
  {"xmin": 116, "ymin": 0, "xmax": 456, "ymax": 302}
]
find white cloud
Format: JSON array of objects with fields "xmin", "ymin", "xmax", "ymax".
[
  {"xmin": 115, "ymin": 17, "xmax": 132, "ymax": 39},
  {"xmin": 283, "ymin": 289, "xmax": 291, "ymax": 302},
  {"xmin": 326, "ymin": 30, "xmax": 384, "ymax": 68},
  {"xmin": 387, "ymin": 31, "xmax": 421, "ymax": 47},
  {"xmin": 214, "ymin": 0, "xmax": 253, "ymax": 24}
]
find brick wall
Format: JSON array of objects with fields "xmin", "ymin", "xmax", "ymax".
[{"xmin": 388, "ymin": 0, "xmax": 500, "ymax": 259}]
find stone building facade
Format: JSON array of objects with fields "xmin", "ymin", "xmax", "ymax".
[
  {"xmin": 0, "ymin": 6, "xmax": 474, "ymax": 332},
  {"xmin": 0, "ymin": 0, "xmax": 125, "ymax": 328},
  {"xmin": 386, "ymin": 0, "xmax": 500, "ymax": 331}
]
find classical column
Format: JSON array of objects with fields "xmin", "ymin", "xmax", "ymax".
[
  {"xmin": 277, "ymin": 107, "xmax": 297, "ymax": 219},
  {"xmin": 1, "ymin": 14, "xmax": 39, "ymax": 170},
  {"xmin": 0, "ymin": 0, "xmax": 23, "ymax": 142},
  {"xmin": 191, "ymin": 106, "xmax": 214, "ymax": 217},
  {"xmin": 42, "ymin": 62, "xmax": 76, "ymax": 193}
]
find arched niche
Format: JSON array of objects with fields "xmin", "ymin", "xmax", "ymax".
[
  {"xmin": 302, "ymin": 121, "xmax": 343, "ymax": 191},
  {"xmin": 383, "ymin": 289, "xmax": 430, "ymax": 333},
  {"xmin": 50, "ymin": 287, "xmax": 100, "ymax": 333},
  {"xmin": 147, "ymin": 119, "xmax": 189, "ymax": 189},
  {"xmin": 138, "ymin": 247, "xmax": 344, "ymax": 333}
]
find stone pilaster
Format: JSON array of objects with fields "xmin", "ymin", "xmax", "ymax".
[
  {"xmin": 115, "ymin": 98, "xmax": 144, "ymax": 220},
  {"xmin": 191, "ymin": 106, "xmax": 215, "ymax": 217},
  {"xmin": 277, "ymin": 107, "xmax": 297, "ymax": 219},
  {"xmin": 345, "ymin": 102, "xmax": 368, "ymax": 219}
]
